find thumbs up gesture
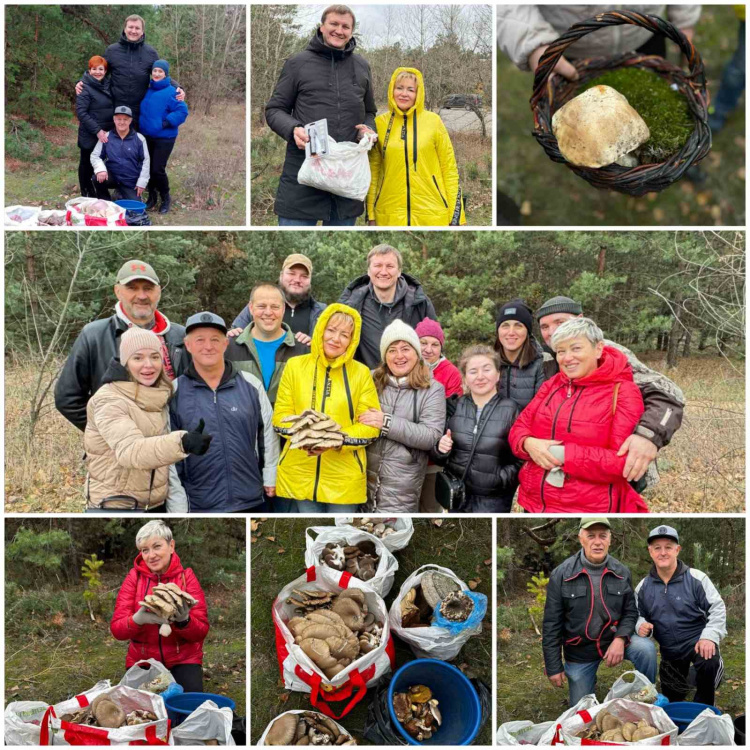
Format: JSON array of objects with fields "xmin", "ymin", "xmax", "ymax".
[{"xmin": 438, "ymin": 429, "xmax": 453, "ymax": 454}]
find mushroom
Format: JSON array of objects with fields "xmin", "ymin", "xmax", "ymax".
[
  {"xmin": 439, "ymin": 591, "xmax": 474, "ymax": 622},
  {"xmin": 331, "ymin": 596, "xmax": 364, "ymax": 631},
  {"xmin": 421, "ymin": 572, "xmax": 460, "ymax": 609},
  {"xmin": 90, "ymin": 695, "xmax": 126, "ymax": 729},
  {"xmin": 266, "ymin": 713, "xmax": 299, "ymax": 745}
]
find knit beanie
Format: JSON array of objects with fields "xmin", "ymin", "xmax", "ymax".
[
  {"xmin": 120, "ymin": 326, "xmax": 162, "ymax": 366},
  {"xmin": 536, "ymin": 295, "xmax": 583, "ymax": 320},
  {"xmin": 496, "ymin": 299, "xmax": 533, "ymax": 335},
  {"xmin": 415, "ymin": 317, "xmax": 445, "ymax": 347},
  {"xmin": 379, "ymin": 319, "xmax": 422, "ymax": 362},
  {"xmin": 153, "ymin": 59, "xmax": 170, "ymax": 75}
]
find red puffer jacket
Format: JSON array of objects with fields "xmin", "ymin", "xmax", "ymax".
[
  {"xmin": 509, "ymin": 346, "xmax": 648, "ymax": 513},
  {"xmin": 110, "ymin": 551, "xmax": 210, "ymax": 668}
]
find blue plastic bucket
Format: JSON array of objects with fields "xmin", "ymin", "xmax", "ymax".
[
  {"xmin": 663, "ymin": 702, "xmax": 721, "ymax": 733},
  {"xmin": 387, "ymin": 659, "xmax": 481, "ymax": 745},
  {"xmin": 164, "ymin": 692, "xmax": 235, "ymax": 726},
  {"xmin": 115, "ymin": 199, "xmax": 147, "ymax": 214}
]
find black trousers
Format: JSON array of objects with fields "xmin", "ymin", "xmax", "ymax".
[
  {"xmin": 78, "ymin": 147, "xmax": 96, "ymax": 197},
  {"xmin": 93, "ymin": 176, "xmax": 139, "ymax": 201},
  {"xmin": 145, "ymin": 137, "xmax": 175, "ymax": 196},
  {"xmin": 170, "ymin": 663, "xmax": 204, "ymax": 692},
  {"xmin": 660, "ymin": 648, "xmax": 724, "ymax": 705}
]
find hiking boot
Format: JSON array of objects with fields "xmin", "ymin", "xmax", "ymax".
[
  {"xmin": 145, "ymin": 191, "xmax": 158, "ymax": 211},
  {"xmin": 159, "ymin": 192, "xmax": 172, "ymax": 214}
]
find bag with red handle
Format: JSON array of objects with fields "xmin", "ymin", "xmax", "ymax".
[
  {"xmin": 65, "ymin": 197, "xmax": 127, "ymax": 227},
  {"xmin": 273, "ymin": 564, "xmax": 395, "ymax": 720}
]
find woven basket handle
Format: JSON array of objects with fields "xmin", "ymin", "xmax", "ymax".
[{"xmin": 531, "ymin": 11, "xmax": 706, "ymax": 107}]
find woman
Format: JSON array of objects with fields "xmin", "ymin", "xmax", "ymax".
[
  {"xmin": 494, "ymin": 299, "xmax": 547, "ymax": 411},
  {"xmin": 433, "ymin": 345, "xmax": 520, "ymax": 513},
  {"xmin": 138, "ymin": 60, "xmax": 189, "ymax": 214},
  {"xmin": 367, "ymin": 67, "xmax": 466, "ymax": 227},
  {"xmin": 76, "ymin": 55, "xmax": 114, "ymax": 197},
  {"xmin": 84, "ymin": 327, "xmax": 211, "ymax": 512},
  {"xmin": 272, "ymin": 304, "xmax": 381, "ymax": 513},
  {"xmin": 111, "ymin": 520, "xmax": 209, "ymax": 691},
  {"xmin": 509, "ymin": 317, "xmax": 648, "ymax": 513},
  {"xmin": 363, "ymin": 320, "xmax": 446, "ymax": 513}
]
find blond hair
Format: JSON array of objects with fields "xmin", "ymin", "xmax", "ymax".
[
  {"xmin": 325, "ymin": 311, "xmax": 355, "ymax": 333},
  {"xmin": 321, "ymin": 5, "xmax": 355, "ymax": 27},
  {"xmin": 459, "ymin": 344, "xmax": 501, "ymax": 375},
  {"xmin": 395, "ymin": 71, "xmax": 418, "ymax": 87},
  {"xmin": 124, "ymin": 14, "xmax": 145, "ymax": 30},
  {"xmin": 367, "ymin": 243, "xmax": 403, "ymax": 270}
]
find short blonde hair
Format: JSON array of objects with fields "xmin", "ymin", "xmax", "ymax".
[
  {"xmin": 551, "ymin": 317, "xmax": 604, "ymax": 351},
  {"xmin": 125, "ymin": 14, "xmax": 145, "ymax": 30},
  {"xmin": 459, "ymin": 344, "xmax": 500, "ymax": 375},
  {"xmin": 325, "ymin": 311, "xmax": 355, "ymax": 333},
  {"xmin": 367, "ymin": 243, "xmax": 403, "ymax": 270},
  {"xmin": 395, "ymin": 71, "xmax": 418, "ymax": 87}
]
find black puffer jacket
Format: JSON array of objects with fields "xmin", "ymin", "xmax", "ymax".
[
  {"xmin": 496, "ymin": 337, "xmax": 547, "ymax": 411},
  {"xmin": 433, "ymin": 393, "xmax": 521, "ymax": 512},
  {"xmin": 76, "ymin": 72, "xmax": 114, "ymax": 149},
  {"xmin": 265, "ymin": 31, "xmax": 377, "ymax": 221},
  {"xmin": 104, "ymin": 32, "xmax": 159, "ymax": 120}
]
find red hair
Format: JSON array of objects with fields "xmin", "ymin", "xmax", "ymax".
[{"xmin": 88, "ymin": 56, "xmax": 107, "ymax": 71}]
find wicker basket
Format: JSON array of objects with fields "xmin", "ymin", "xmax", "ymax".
[{"xmin": 530, "ymin": 10, "xmax": 711, "ymax": 196}]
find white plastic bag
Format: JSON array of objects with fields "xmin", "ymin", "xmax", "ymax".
[
  {"xmin": 172, "ymin": 699, "xmax": 235, "ymax": 745},
  {"xmin": 334, "ymin": 516, "xmax": 414, "ymax": 552},
  {"xmin": 256, "ymin": 710, "xmax": 351, "ymax": 746},
  {"xmin": 36, "ymin": 209, "xmax": 67, "ymax": 227},
  {"xmin": 118, "ymin": 658, "xmax": 175, "ymax": 692},
  {"xmin": 677, "ymin": 709, "xmax": 736, "ymax": 745},
  {"xmin": 304, "ymin": 526, "xmax": 398, "ymax": 597},
  {"xmin": 388, "ymin": 564, "xmax": 481, "ymax": 660},
  {"xmin": 496, "ymin": 720, "xmax": 555, "ymax": 745},
  {"xmin": 605, "ymin": 670, "xmax": 658, "ymax": 704},
  {"xmin": 65, "ymin": 197, "xmax": 127, "ymax": 227},
  {"xmin": 536, "ymin": 694, "xmax": 600, "ymax": 745},
  {"xmin": 5, "ymin": 205, "xmax": 40, "ymax": 226},
  {"xmin": 297, "ymin": 133, "xmax": 377, "ymax": 201}
]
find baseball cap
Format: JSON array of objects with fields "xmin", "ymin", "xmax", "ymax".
[
  {"xmin": 113, "ymin": 105, "xmax": 133, "ymax": 118},
  {"xmin": 647, "ymin": 525, "xmax": 679, "ymax": 544},
  {"xmin": 185, "ymin": 311, "xmax": 228, "ymax": 335},
  {"xmin": 116, "ymin": 260, "xmax": 160, "ymax": 286},
  {"xmin": 579, "ymin": 517, "xmax": 611, "ymax": 531},
  {"xmin": 282, "ymin": 253, "xmax": 313, "ymax": 274}
]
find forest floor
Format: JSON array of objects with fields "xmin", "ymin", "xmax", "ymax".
[
  {"xmin": 5, "ymin": 102, "xmax": 246, "ymax": 226},
  {"xmin": 496, "ymin": 5, "xmax": 745, "ymax": 226},
  {"xmin": 5, "ymin": 354, "xmax": 742, "ymax": 513},
  {"xmin": 249, "ymin": 518, "xmax": 493, "ymax": 745}
]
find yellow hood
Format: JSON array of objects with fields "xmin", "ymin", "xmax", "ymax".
[
  {"xmin": 387, "ymin": 67, "xmax": 425, "ymax": 116},
  {"xmin": 310, "ymin": 303, "xmax": 362, "ymax": 369}
]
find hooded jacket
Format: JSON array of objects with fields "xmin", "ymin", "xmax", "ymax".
[
  {"xmin": 139, "ymin": 76, "xmax": 189, "ymax": 140},
  {"xmin": 232, "ymin": 296, "xmax": 328, "ymax": 339},
  {"xmin": 433, "ymin": 357, "xmax": 463, "ymax": 398},
  {"xmin": 90, "ymin": 126, "xmax": 150, "ymax": 189},
  {"xmin": 76, "ymin": 71, "xmax": 114, "ymax": 149},
  {"xmin": 111, "ymin": 551, "xmax": 209, "ymax": 668},
  {"xmin": 265, "ymin": 31, "xmax": 377, "ymax": 221},
  {"xmin": 55, "ymin": 308, "xmax": 187, "ymax": 431},
  {"xmin": 104, "ymin": 31, "xmax": 159, "ymax": 119},
  {"xmin": 366, "ymin": 375, "xmax": 446, "ymax": 513},
  {"xmin": 497, "ymin": 337, "xmax": 547, "ymax": 411},
  {"xmin": 338, "ymin": 273, "xmax": 437, "ymax": 368},
  {"xmin": 509, "ymin": 346, "xmax": 648, "ymax": 513},
  {"xmin": 272, "ymin": 304, "xmax": 381, "ymax": 504},
  {"xmin": 367, "ymin": 68, "xmax": 466, "ymax": 227}
]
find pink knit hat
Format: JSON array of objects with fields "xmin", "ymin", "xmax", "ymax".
[
  {"xmin": 119, "ymin": 326, "xmax": 162, "ymax": 366},
  {"xmin": 415, "ymin": 317, "xmax": 445, "ymax": 347}
]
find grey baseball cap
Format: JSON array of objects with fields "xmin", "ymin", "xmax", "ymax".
[
  {"xmin": 647, "ymin": 525, "xmax": 679, "ymax": 544},
  {"xmin": 185, "ymin": 311, "xmax": 228, "ymax": 334},
  {"xmin": 116, "ymin": 260, "xmax": 160, "ymax": 286},
  {"xmin": 113, "ymin": 105, "xmax": 133, "ymax": 118}
]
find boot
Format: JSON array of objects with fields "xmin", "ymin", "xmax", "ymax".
[
  {"xmin": 145, "ymin": 191, "xmax": 158, "ymax": 211},
  {"xmin": 158, "ymin": 192, "xmax": 172, "ymax": 214}
]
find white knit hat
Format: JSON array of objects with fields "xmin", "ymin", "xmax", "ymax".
[
  {"xmin": 379, "ymin": 319, "xmax": 422, "ymax": 362},
  {"xmin": 119, "ymin": 326, "xmax": 162, "ymax": 366}
]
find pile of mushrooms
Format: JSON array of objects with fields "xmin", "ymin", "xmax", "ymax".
[
  {"xmin": 439, "ymin": 591, "xmax": 474, "ymax": 622},
  {"xmin": 287, "ymin": 589, "xmax": 382, "ymax": 679},
  {"xmin": 321, "ymin": 541, "xmax": 379, "ymax": 581},
  {"xmin": 279, "ymin": 410, "xmax": 344, "ymax": 451},
  {"xmin": 346, "ymin": 518, "xmax": 398, "ymax": 541},
  {"xmin": 577, "ymin": 710, "xmax": 660, "ymax": 742},
  {"xmin": 264, "ymin": 712, "xmax": 357, "ymax": 746},
  {"xmin": 60, "ymin": 692, "xmax": 157, "ymax": 729},
  {"xmin": 401, "ymin": 571, "xmax": 462, "ymax": 628},
  {"xmin": 139, "ymin": 583, "xmax": 198, "ymax": 637},
  {"xmin": 393, "ymin": 685, "xmax": 442, "ymax": 742}
]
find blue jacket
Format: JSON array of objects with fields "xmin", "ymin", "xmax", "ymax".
[
  {"xmin": 90, "ymin": 127, "xmax": 150, "ymax": 189},
  {"xmin": 170, "ymin": 361, "xmax": 279, "ymax": 512},
  {"xmin": 635, "ymin": 560, "xmax": 727, "ymax": 660},
  {"xmin": 139, "ymin": 77, "xmax": 188, "ymax": 140}
]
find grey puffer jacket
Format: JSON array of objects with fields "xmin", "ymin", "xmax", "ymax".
[
  {"xmin": 497, "ymin": 5, "xmax": 702, "ymax": 71},
  {"xmin": 366, "ymin": 376, "xmax": 446, "ymax": 513},
  {"xmin": 497, "ymin": 337, "xmax": 547, "ymax": 411}
]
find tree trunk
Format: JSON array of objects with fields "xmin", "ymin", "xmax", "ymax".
[
  {"xmin": 698, "ymin": 328, "xmax": 710, "ymax": 350},
  {"xmin": 666, "ymin": 308, "xmax": 683, "ymax": 368},
  {"xmin": 682, "ymin": 328, "xmax": 692, "ymax": 357},
  {"xmin": 597, "ymin": 246, "xmax": 606, "ymax": 275}
]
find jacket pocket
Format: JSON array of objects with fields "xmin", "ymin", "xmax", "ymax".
[
  {"xmin": 561, "ymin": 583, "xmax": 587, "ymax": 604},
  {"xmin": 354, "ymin": 450, "xmax": 364, "ymax": 474},
  {"xmin": 432, "ymin": 175, "xmax": 448, "ymax": 208},
  {"xmin": 565, "ymin": 635, "xmax": 583, "ymax": 645}
]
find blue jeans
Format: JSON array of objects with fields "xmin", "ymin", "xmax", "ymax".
[
  {"xmin": 564, "ymin": 635, "xmax": 657, "ymax": 706},
  {"xmin": 292, "ymin": 500, "xmax": 362, "ymax": 514},
  {"xmin": 709, "ymin": 21, "xmax": 745, "ymax": 130},
  {"xmin": 277, "ymin": 201, "xmax": 357, "ymax": 227}
]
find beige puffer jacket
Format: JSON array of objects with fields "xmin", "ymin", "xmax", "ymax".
[
  {"xmin": 84, "ymin": 376, "xmax": 187, "ymax": 510},
  {"xmin": 497, "ymin": 5, "xmax": 702, "ymax": 71}
]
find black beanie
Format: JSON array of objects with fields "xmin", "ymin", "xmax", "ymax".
[{"xmin": 496, "ymin": 299, "xmax": 533, "ymax": 335}]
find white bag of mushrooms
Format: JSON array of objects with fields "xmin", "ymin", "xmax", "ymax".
[
  {"xmin": 257, "ymin": 710, "xmax": 356, "ymax": 746},
  {"xmin": 305, "ymin": 526, "xmax": 399, "ymax": 597},
  {"xmin": 334, "ymin": 516, "xmax": 414, "ymax": 553},
  {"xmin": 172, "ymin": 699, "xmax": 235, "ymax": 745}
]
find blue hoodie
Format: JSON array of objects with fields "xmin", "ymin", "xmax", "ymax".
[{"xmin": 139, "ymin": 76, "xmax": 188, "ymax": 140}]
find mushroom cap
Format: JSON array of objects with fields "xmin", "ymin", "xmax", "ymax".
[
  {"xmin": 331, "ymin": 596, "xmax": 365, "ymax": 631},
  {"xmin": 265, "ymin": 713, "xmax": 299, "ymax": 745},
  {"xmin": 337, "ymin": 589, "xmax": 366, "ymax": 607},
  {"xmin": 300, "ymin": 638, "xmax": 339, "ymax": 669},
  {"xmin": 93, "ymin": 699, "xmax": 126, "ymax": 729}
]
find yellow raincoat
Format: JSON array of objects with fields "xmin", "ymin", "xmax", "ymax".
[
  {"xmin": 367, "ymin": 67, "xmax": 466, "ymax": 227},
  {"xmin": 272, "ymin": 304, "xmax": 381, "ymax": 505}
]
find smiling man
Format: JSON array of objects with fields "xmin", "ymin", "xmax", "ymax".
[
  {"xmin": 634, "ymin": 525, "xmax": 726, "ymax": 706},
  {"xmin": 55, "ymin": 260, "xmax": 187, "ymax": 431}
]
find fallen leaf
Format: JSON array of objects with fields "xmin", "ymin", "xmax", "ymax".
[
  {"xmin": 431, "ymin": 519, "xmax": 443, "ymax": 527},
  {"xmin": 266, "ymin": 536, "xmax": 276, "ymax": 542},
  {"xmin": 520, "ymin": 200, "xmax": 532, "ymax": 216},
  {"xmin": 250, "ymin": 520, "xmax": 259, "ymax": 532},
  {"xmin": 468, "ymin": 579, "xmax": 479, "ymax": 590},
  {"xmin": 279, "ymin": 692, "xmax": 290, "ymax": 703},
  {"xmin": 250, "ymin": 536, "xmax": 258, "ymax": 543},
  {"xmin": 653, "ymin": 208, "xmax": 665, "ymax": 222},
  {"xmin": 277, "ymin": 547, "xmax": 286, "ymax": 554}
]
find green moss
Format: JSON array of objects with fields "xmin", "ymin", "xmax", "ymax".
[{"xmin": 581, "ymin": 67, "xmax": 694, "ymax": 161}]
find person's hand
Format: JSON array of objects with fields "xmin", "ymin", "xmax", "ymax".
[
  {"xmin": 264, "ymin": 485, "xmax": 277, "ymax": 498},
  {"xmin": 306, "ymin": 446, "xmax": 331, "ymax": 456},
  {"xmin": 181, "ymin": 419, "xmax": 213, "ymax": 455},
  {"xmin": 136, "ymin": 186, "xmax": 145, "ymax": 198},
  {"xmin": 695, "ymin": 639, "xmax": 716, "ymax": 659},
  {"xmin": 293, "ymin": 126, "xmax": 310, "ymax": 150},
  {"xmin": 524, "ymin": 437, "xmax": 563, "ymax": 470},
  {"xmin": 368, "ymin": 220, "xmax": 377, "ymax": 226},
  {"xmin": 75, "ymin": 80, "xmax": 84, "ymax": 96},
  {"xmin": 438, "ymin": 430, "xmax": 453, "ymax": 454},
  {"xmin": 96, "ymin": 171, "xmax": 108, "ymax": 183},
  {"xmin": 548, "ymin": 672, "xmax": 566, "ymax": 688},
  {"xmin": 617, "ymin": 434, "xmax": 658, "ymax": 482},
  {"xmin": 132, "ymin": 605, "xmax": 168, "ymax": 627},
  {"xmin": 176, "ymin": 87, "xmax": 186, "ymax": 102},
  {"xmin": 358, "ymin": 409, "xmax": 385, "ymax": 428},
  {"xmin": 173, "ymin": 599, "xmax": 191, "ymax": 623},
  {"xmin": 604, "ymin": 637, "xmax": 626, "ymax": 667},
  {"xmin": 528, "ymin": 44, "xmax": 578, "ymax": 80},
  {"xmin": 638, "ymin": 621, "xmax": 654, "ymax": 638},
  {"xmin": 295, "ymin": 332, "xmax": 312, "ymax": 346},
  {"xmin": 227, "ymin": 327, "xmax": 243, "ymax": 338},
  {"xmin": 355, "ymin": 124, "xmax": 375, "ymax": 140},
  {"xmin": 97, "ymin": 130, "xmax": 109, "ymax": 144}
]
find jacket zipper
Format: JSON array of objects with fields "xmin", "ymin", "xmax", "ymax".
[
  {"xmin": 213, "ymin": 385, "xmax": 236, "ymax": 507},
  {"xmin": 312, "ymin": 366, "xmax": 331, "ymax": 502},
  {"xmin": 403, "ymin": 115, "xmax": 411, "ymax": 225},
  {"xmin": 432, "ymin": 175, "xmax": 448, "ymax": 208}
]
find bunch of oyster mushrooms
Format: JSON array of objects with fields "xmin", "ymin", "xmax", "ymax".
[
  {"xmin": 280, "ymin": 410, "xmax": 344, "ymax": 451},
  {"xmin": 60, "ymin": 692, "xmax": 157, "ymax": 729},
  {"xmin": 401, "ymin": 571, "xmax": 464, "ymax": 628},
  {"xmin": 139, "ymin": 582, "xmax": 197, "ymax": 637},
  {"xmin": 393, "ymin": 685, "xmax": 442, "ymax": 742},
  {"xmin": 321, "ymin": 540, "xmax": 379, "ymax": 581},
  {"xmin": 264, "ymin": 712, "xmax": 356, "ymax": 745},
  {"xmin": 286, "ymin": 589, "xmax": 382, "ymax": 679},
  {"xmin": 577, "ymin": 709, "xmax": 660, "ymax": 742},
  {"xmin": 346, "ymin": 517, "xmax": 398, "ymax": 541}
]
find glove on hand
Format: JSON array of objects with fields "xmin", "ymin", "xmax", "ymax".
[
  {"xmin": 132, "ymin": 605, "xmax": 168, "ymax": 626},
  {"xmin": 181, "ymin": 418, "xmax": 212, "ymax": 455}
]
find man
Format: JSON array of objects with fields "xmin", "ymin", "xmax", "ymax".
[
  {"xmin": 534, "ymin": 296, "xmax": 685, "ymax": 489},
  {"xmin": 91, "ymin": 106, "xmax": 150, "ymax": 200},
  {"xmin": 170, "ymin": 313, "xmax": 279, "ymax": 513},
  {"xmin": 55, "ymin": 260, "xmax": 186, "ymax": 431},
  {"xmin": 226, "ymin": 284, "xmax": 308, "ymax": 405},
  {"xmin": 229, "ymin": 254, "xmax": 327, "ymax": 345},
  {"xmin": 635, "ymin": 525, "xmax": 726, "ymax": 706},
  {"xmin": 543, "ymin": 518, "xmax": 657, "ymax": 706},
  {"xmin": 339, "ymin": 244, "xmax": 437, "ymax": 367},
  {"xmin": 265, "ymin": 4, "xmax": 377, "ymax": 226}
]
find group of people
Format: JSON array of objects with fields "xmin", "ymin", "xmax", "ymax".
[
  {"xmin": 76, "ymin": 14, "xmax": 188, "ymax": 213},
  {"xmin": 265, "ymin": 4, "xmax": 467, "ymax": 227},
  {"xmin": 54, "ymin": 246, "xmax": 685, "ymax": 515}
]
